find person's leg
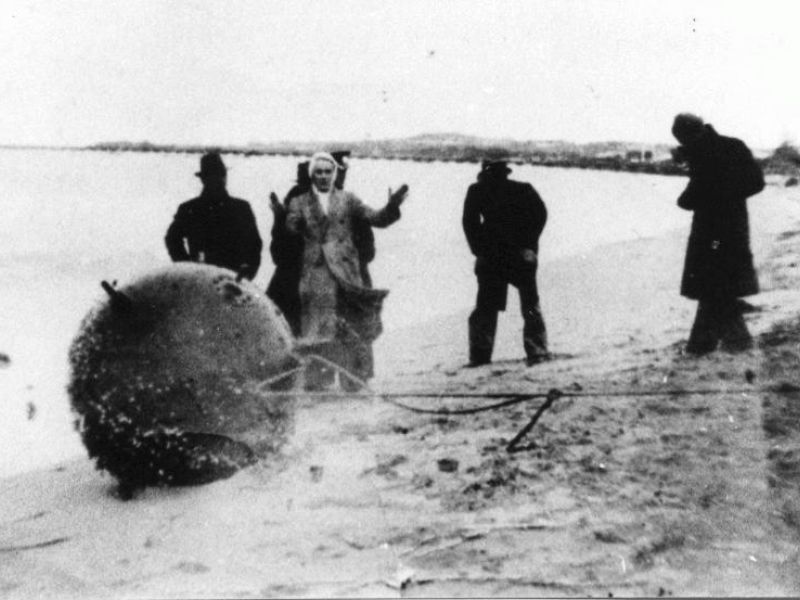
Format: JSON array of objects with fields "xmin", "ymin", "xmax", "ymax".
[
  {"xmin": 339, "ymin": 337, "xmax": 372, "ymax": 392},
  {"xmin": 686, "ymin": 298, "xmax": 719, "ymax": 355},
  {"xmin": 468, "ymin": 308, "xmax": 497, "ymax": 366},
  {"xmin": 719, "ymin": 297, "xmax": 754, "ymax": 352},
  {"xmin": 298, "ymin": 266, "xmax": 339, "ymax": 390},
  {"xmin": 302, "ymin": 345, "xmax": 336, "ymax": 391},
  {"xmin": 517, "ymin": 272, "xmax": 548, "ymax": 364},
  {"xmin": 468, "ymin": 273, "xmax": 504, "ymax": 366}
]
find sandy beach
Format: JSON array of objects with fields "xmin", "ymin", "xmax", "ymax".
[{"xmin": 2, "ymin": 175, "xmax": 800, "ymax": 598}]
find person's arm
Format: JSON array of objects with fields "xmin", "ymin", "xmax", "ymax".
[
  {"xmin": 285, "ymin": 195, "xmax": 305, "ymax": 235},
  {"xmin": 676, "ymin": 180, "xmax": 699, "ymax": 211},
  {"xmin": 351, "ymin": 185, "xmax": 408, "ymax": 228},
  {"xmin": 238, "ymin": 203, "xmax": 262, "ymax": 280},
  {"xmin": 527, "ymin": 184, "xmax": 547, "ymax": 241},
  {"xmin": 165, "ymin": 206, "xmax": 191, "ymax": 261},
  {"xmin": 462, "ymin": 185, "xmax": 484, "ymax": 257},
  {"xmin": 726, "ymin": 140, "xmax": 765, "ymax": 198},
  {"xmin": 676, "ymin": 161, "xmax": 706, "ymax": 211},
  {"xmin": 268, "ymin": 191, "xmax": 300, "ymax": 266}
]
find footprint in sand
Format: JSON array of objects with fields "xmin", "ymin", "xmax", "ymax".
[{"xmin": 175, "ymin": 561, "xmax": 210, "ymax": 574}]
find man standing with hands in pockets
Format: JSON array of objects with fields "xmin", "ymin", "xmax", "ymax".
[{"xmin": 462, "ymin": 154, "xmax": 549, "ymax": 367}]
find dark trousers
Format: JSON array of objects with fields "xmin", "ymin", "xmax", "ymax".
[
  {"xmin": 686, "ymin": 296, "xmax": 753, "ymax": 354},
  {"xmin": 469, "ymin": 268, "xmax": 547, "ymax": 364}
]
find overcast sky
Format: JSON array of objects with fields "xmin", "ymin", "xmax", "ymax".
[{"xmin": 1, "ymin": 0, "xmax": 798, "ymax": 148}]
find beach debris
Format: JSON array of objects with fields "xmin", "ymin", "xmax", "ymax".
[
  {"xmin": 0, "ymin": 352, "xmax": 9, "ymax": 367},
  {"xmin": 362, "ymin": 454, "xmax": 408, "ymax": 479},
  {"xmin": 175, "ymin": 561, "xmax": 211, "ymax": 574},
  {"xmin": 594, "ymin": 529, "xmax": 626, "ymax": 544},
  {"xmin": 309, "ymin": 465, "xmax": 324, "ymax": 483},
  {"xmin": 437, "ymin": 458, "xmax": 459, "ymax": 473},
  {"xmin": 25, "ymin": 401, "xmax": 36, "ymax": 420},
  {"xmin": 68, "ymin": 264, "xmax": 298, "ymax": 494},
  {"xmin": 383, "ymin": 565, "xmax": 415, "ymax": 590},
  {"xmin": 772, "ymin": 381, "xmax": 800, "ymax": 394}
]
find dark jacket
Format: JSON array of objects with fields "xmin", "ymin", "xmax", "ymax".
[
  {"xmin": 165, "ymin": 190, "xmax": 262, "ymax": 280},
  {"xmin": 266, "ymin": 186, "xmax": 307, "ymax": 335},
  {"xmin": 677, "ymin": 126, "xmax": 764, "ymax": 300},
  {"xmin": 462, "ymin": 175, "xmax": 547, "ymax": 282}
]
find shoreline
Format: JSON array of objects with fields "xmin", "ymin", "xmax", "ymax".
[{"xmin": 3, "ymin": 143, "xmax": 798, "ymax": 179}]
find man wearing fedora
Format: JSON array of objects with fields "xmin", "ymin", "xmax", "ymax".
[
  {"xmin": 165, "ymin": 152, "xmax": 263, "ymax": 280},
  {"xmin": 462, "ymin": 154, "xmax": 549, "ymax": 367}
]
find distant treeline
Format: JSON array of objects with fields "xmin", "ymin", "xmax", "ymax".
[{"xmin": 76, "ymin": 134, "xmax": 800, "ymax": 178}]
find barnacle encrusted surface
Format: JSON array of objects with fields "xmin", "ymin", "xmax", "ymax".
[{"xmin": 68, "ymin": 263, "xmax": 298, "ymax": 489}]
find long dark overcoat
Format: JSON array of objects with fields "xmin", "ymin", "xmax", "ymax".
[
  {"xmin": 678, "ymin": 126, "xmax": 764, "ymax": 300},
  {"xmin": 462, "ymin": 177, "xmax": 547, "ymax": 310},
  {"xmin": 285, "ymin": 189, "xmax": 400, "ymax": 347},
  {"xmin": 165, "ymin": 190, "xmax": 263, "ymax": 280}
]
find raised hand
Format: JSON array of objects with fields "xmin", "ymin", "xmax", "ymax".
[
  {"xmin": 269, "ymin": 191, "xmax": 282, "ymax": 212},
  {"xmin": 388, "ymin": 183, "xmax": 409, "ymax": 207}
]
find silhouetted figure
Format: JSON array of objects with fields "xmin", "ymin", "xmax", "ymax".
[
  {"xmin": 266, "ymin": 161, "xmax": 310, "ymax": 335},
  {"xmin": 672, "ymin": 113, "xmax": 765, "ymax": 355},
  {"xmin": 282, "ymin": 152, "xmax": 408, "ymax": 390},
  {"xmin": 462, "ymin": 156, "xmax": 548, "ymax": 367},
  {"xmin": 165, "ymin": 152, "xmax": 262, "ymax": 280}
]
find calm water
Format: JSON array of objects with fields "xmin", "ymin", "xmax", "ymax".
[{"xmin": 0, "ymin": 149, "xmax": 690, "ymax": 477}]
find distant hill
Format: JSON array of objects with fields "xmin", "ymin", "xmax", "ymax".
[{"xmin": 78, "ymin": 134, "xmax": 798, "ymax": 177}]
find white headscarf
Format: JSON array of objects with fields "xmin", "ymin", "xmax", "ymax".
[{"xmin": 308, "ymin": 152, "xmax": 337, "ymax": 214}]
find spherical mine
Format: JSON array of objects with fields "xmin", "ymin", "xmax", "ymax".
[{"xmin": 68, "ymin": 263, "xmax": 298, "ymax": 492}]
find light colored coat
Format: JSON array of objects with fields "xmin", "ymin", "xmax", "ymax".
[{"xmin": 286, "ymin": 188, "xmax": 400, "ymax": 345}]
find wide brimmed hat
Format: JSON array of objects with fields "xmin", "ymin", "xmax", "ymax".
[
  {"xmin": 195, "ymin": 152, "xmax": 227, "ymax": 177},
  {"xmin": 481, "ymin": 158, "xmax": 512, "ymax": 175}
]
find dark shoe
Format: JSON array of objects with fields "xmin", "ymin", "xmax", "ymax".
[
  {"xmin": 720, "ymin": 338, "xmax": 754, "ymax": 353},
  {"xmin": 683, "ymin": 343, "xmax": 716, "ymax": 356},
  {"xmin": 526, "ymin": 354, "xmax": 550, "ymax": 367},
  {"xmin": 465, "ymin": 359, "xmax": 490, "ymax": 368},
  {"xmin": 735, "ymin": 299, "xmax": 760, "ymax": 314}
]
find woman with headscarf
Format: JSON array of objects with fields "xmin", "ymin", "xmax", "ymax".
[{"xmin": 284, "ymin": 152, "xmax": 408, "ymax": 390}]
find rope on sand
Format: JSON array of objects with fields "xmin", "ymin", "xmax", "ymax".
[
  {"xmin": 0, "ymin": 537, "xmax": 70, "ymax": 553},
  {"xmin": 255, "ymin": 356, "xmax": 799, "ymax": 452}
]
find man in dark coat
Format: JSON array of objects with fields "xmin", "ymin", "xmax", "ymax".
[
  {"xmin": 672, "ymin": 113, "xmax": 765, "ymax": 354},
  {"xmin": 462, "ymin": 157, "xmax": 548, "ymax": 367},
  {"xmin": 165, "ymin": 152, "xmax": 262, "ymax": 280}
]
